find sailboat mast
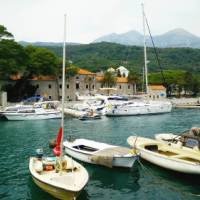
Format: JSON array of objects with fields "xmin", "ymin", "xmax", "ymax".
[
  {"xmin": 61, "ymin": 14, "xmax": 67, "ymax": 156},
  {"xmin": 142, "ymin": 3, "xmax": 148, "ymax": 94}
]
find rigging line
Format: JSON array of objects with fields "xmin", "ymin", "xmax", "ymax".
[{"xmin": 144, "ymin": 15, "xmax": 167, "ymax": 87}]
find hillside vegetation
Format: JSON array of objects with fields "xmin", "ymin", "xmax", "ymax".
[{"xmin": 41, "ymin": 42, "xmax": 200, "ymax": 74}]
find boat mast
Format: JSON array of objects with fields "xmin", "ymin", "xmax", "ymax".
[
  {"xmin": 60, "ymin": 14, "xmax": 67, "ymax": 157},
  {"xmin": 142, "ymin": 3, "xmax": 148, "ymax": 94}
]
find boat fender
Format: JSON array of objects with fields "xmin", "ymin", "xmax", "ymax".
[
  {"xmin": 55, "ymin": 159, "xmax": 62, "ymax": 172},
  {"xmin": 62, "ymin": 160, "xmax": 67, "ymax": 170},
  {"xmin": 34, "ymin": 160, "xmax": 43, "ymax": 173}
]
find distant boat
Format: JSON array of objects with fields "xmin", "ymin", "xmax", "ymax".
[
  {"xmin": 29, "ymin": 14, "xmax": 89, "ymax": 200},
  {"xmin": 78, "ymin": 110, "xmax": 101, "ymax": 121},
  {"xmin": 2, "ymin": 101, "xmax": 61, "ymax": 120},
  {"xmin": 106, "ymin": 100, "xmax": 172, "ymax": 116},
  {"xmin": 63, "ymin": 138, "xmax": 139, "ymax": 168},
  {"xmin": 127, "ymin": 136, "xmax": 200, "ymax": 174},
  {"xmin": 106, "ymin": 4, "xmax": 172, "ymax": 116}
]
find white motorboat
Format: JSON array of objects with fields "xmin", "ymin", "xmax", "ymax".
[
  {"xmin": 3, "ymin": 101, "xmax": 61, "ymax": 120},
  {"xmin": 29, "ymin": 15, "xmax": 89, "ymax": 200},
  {"xmin": 127, "ymin": 136, "xmax": 200, "ymax": 174},
  {"xmin": 63, "ymin": 138, "xmax": 139, "ymax": 168},
  {"xmin": 106, "ymin": 100, "xmax": 172, "ymax": 116}
]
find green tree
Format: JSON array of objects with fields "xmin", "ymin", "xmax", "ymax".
[
  {"xmin": 0, "ymin": 39, "xmax": 28, "ymax": 78},
  {"xmin": 2, "ymin": 78, "xmax": 37, "ymax": 102},
  {"xmin": 66, "ymin": 65, "xmax": 79, "ymax": 79},
  {"xmin": 0, "ymin": 25, "xmax": 13, "ymax": 40},
  {"xmin": 183, "ymin": 71, "xmax": 193, "ymax": 95},
  {"xmin": 128, "ymin": 70, "xmax": 141, "ymax": 93},
  {"xmin": 102, "ymin": 71, "xmax": 116, "ymax": 88},
  {"xmin": 25, "ymin": 45, "xmax": 60, "ymax": 77}
]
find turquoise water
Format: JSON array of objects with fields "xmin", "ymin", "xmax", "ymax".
[{"xmin": 1, "ymin": 109, "xmax": 200, "ymax": 200}]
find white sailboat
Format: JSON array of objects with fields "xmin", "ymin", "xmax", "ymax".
[
  {"xmin": 106, "ymin": 4, "xmax": 172, "ymax": 116},
  {"xmin": 29, "ymin": 15, "xmax": 89, "ymax": 200}
]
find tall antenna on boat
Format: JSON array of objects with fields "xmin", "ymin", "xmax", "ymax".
[
  {"xmin": 60, "ymin": 14, "xmax": 67, "ymax": 157},
  {"xmin": 142, "ymin": 3, "xmax": 149, "ymax": 94}
]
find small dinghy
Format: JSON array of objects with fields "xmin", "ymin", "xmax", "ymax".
[
  {"xmin": 78, "ymin": 110, "xmax": 101, "ymax": 121},
  {"xmin": 63, "ymin": 138, "xmax": 139, "ymax": 168},
  {"xmin": 29, "ymin": 152, "xmax": 89, "ymax": 200},
  {"xmin": 127, "ymin": 136, "xmax": 200, "ymax": 174},
  {"xmin": 29, "ymin": 15, "xmax": 89, "ymax": 200}
]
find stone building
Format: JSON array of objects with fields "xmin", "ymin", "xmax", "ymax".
[
  {"xmin": 148, "ymin": 85, "xmax": 167, "ymax": 99},
  {"xmin": 1, "ymin": 68, "xmax": 137, "ymax": 101}
]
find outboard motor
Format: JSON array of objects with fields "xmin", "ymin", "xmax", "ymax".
[{"xmin": 35, "ymin": 148, "xmax": 43, "ymax": 159}]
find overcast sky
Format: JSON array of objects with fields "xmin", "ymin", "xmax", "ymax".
[{"xmin": 0, "ymin": 0, "xmax": 199, "ymax": 43}]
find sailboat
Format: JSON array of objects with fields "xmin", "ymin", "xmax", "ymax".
[
  {"xmin": 106, "ymin": 4, "xmax": 172, "ymax": 116},
  {"xmin": 29, "ymin": 15, "xmax": 89, "ymax": 200}
]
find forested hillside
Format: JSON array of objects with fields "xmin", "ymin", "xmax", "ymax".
[{"xmin": 41, "ymin": 42, "xmax": 200, "ymax": 74}]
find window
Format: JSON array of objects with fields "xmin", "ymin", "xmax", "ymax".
[
  {"xmin": 157, "ymin": 95, "xmax": 159, "ymax": 99},
  {"xmin": 48, "ymin": 84, "xmax": 51, "ymax": 89},
  {"xmin": 76, "ymin": 76, "xmax": 79, "ymax": 79},
  {"xmin": 92, "ymin": 85, "xmax": 94, "ymax": 89},
  {"xmin": 67, "ymin": 96, "xmax": 70, "ymax": 99},
  {"xmin": 59, "ymin": 96, "xmax": 62, "ymax": 100},
  {"xmin": 119, "ymin": 85, "xmax": 121, "ymax": 89},
  {"xmin": 59, "ymin": 84, "xmax": 62, "ymax": 89},
  {"xmin": 36, "ymin": 84, "xmax": 39, "ymax": 89},
  {"xmin": 67, "ymin": 84, "xmax": 69, "ymax": 89},
  {"xmin": 128, "ymin": 85, "xmax": 130, "ymax": 89},
  {"xmin": 76, "ymin": 83, "xmax": 79, "ymax": 89},
  {"xmin": 59, "ymin": 75, "xmax": 62, "ymax": 79},
  {"xmin": 49, "ymin": 96, "xmax": 52, "ymax": 99},
  {"xmin": 86, "ymin": 85, "xmax": 88, "ymax": 89}
]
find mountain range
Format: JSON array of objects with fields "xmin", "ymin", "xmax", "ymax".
[
  {"xmin": 93, "ymin": 28, "xmax": 200, "ymax": 48},
  {"xmin": 18, "ymin": 28, "xmax": 200, "ymax": 48},
  {"xmin": 18, "ymin": 41, "xmax": 80, "ymax": 46}
]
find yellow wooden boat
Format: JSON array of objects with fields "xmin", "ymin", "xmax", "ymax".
[
  {"xmin": 127, "ymin": 136, "xmax": 200, "ymax": 174},
  {"xmin": 29, "ymin": 155, "xmax": 89, "ymax": 200}
]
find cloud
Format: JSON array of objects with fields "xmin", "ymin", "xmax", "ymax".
[{"xmin": 0, "ymin": 0, "xmax": 199, "ymax": 43}]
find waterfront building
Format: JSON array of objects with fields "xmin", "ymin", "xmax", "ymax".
[
  {"xmin": 1, "ymin": 68, "xmax": 137, "ymax": 101},
  {"xmin": 148, "ymin": 85, "xmax": 167, "ymax": 99},
  {"xmin": 116, "ymin": 66, "xmax": 129, "ymax": 77}
]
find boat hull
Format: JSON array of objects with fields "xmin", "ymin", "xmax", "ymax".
[
  {"xmin": 29, "ymin": 156, "xmax": 89, "ymax": 200},
  {"xmin": 106, "ymin": 102, "xmax": 172, "ymax": 116},
  {"xmin": 64, "ymin": 146, "xmax": 137, "ymax": 168},
  {"xmin": 128, "ymin": 136, "xmax": 200, "ymax": 174},
  {"xmin": 4, "ymin": 112, "xmax": 61, "ymax": 120},
  {"xmin": 32, "ymin": 176, "xmax": 78, "ymax": 200},
  {"xmin": 140, "ymin": 148, "xmax": 200, "ymax": 174}
]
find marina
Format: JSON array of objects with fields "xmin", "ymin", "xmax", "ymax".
[
  {"xmin": 0, "ymin": 1, "xmax": 200, "ymax": 199},
  {"xmin": 1, "ymin": 108, "xmax": 200, "ymax": 200}
]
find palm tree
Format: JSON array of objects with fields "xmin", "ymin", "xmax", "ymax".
[
  {"xmin": 102, "ymin": 71, "xmax": 116, "ymax": 88},
  {"xmin": 102, "ymin": 71, "xmax": 116, "ymax": 95},
  {"xmin": 128, "ymin": 70, "xmax": 141, "ymax": 94}
]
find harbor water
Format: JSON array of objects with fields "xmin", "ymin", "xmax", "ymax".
[{"xmin": 1, "ymin": 109, "xmax": 200, "ymax": 200}]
